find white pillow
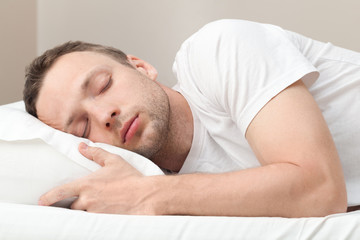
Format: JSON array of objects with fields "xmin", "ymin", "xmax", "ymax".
[{"xmin": 0, "ymin": 101, "xmax": 164, "ymax": 207}]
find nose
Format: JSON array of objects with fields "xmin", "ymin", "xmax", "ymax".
[{"xmin": 87, "ymin": 103, "xmax": 119, "ymax": 129}]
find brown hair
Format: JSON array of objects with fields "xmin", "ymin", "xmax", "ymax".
[{"xmin": 23, "ymin": 41, "xmax": 132, "ymax": 117}]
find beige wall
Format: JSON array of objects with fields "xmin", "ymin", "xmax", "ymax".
[
  {"xmin": 37, "ymin": 0, "xmax": 360, "ymax": 88},
  {"xmin": 1, "ymin": 0, "xmax": 360, "ymax": 104},
  {"xmin": 0, "ymin": 0, "xmax": 37, "ymax": 105}
]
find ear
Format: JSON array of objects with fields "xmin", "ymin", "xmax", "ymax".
[{"xmin": 127, "ymin": 55, "xmax": 158, "ymax": 81}]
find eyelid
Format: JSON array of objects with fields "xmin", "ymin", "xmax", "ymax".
[
  {"xmin": 82, "ymin": 118, "xmax": 89, "ymax": 138},
  {"xmin": 99, "ymin": 76, "xmax": 112, "ymax": 94}
]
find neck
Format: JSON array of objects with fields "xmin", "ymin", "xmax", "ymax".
[{"xmin": 151, "ymin": 84, "xmax": 193, "ymax": 172}]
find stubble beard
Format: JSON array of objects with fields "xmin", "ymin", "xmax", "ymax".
[{"xmin": 131, "ymin": 81, "xmax": 171, "ymax": 160}]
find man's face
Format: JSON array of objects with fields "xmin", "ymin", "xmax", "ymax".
[{"xmin": 36, "ymin": 51, "xmax": 170, "ymax": 159}]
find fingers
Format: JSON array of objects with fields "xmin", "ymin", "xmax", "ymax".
[
  {"xmin": 38, "ymin": 181, "xmax": 80, "ymax": 207},
  {"xmin": 78, "ymin": 142, "xmax": 92, "ymax": 160},
  {"xmin": 70, "ymin": 198, "xmax": 86, "ymax": 211},
  {"xmin": 78, "ymin": 142, "xmax": 110, "ymax": 167}
]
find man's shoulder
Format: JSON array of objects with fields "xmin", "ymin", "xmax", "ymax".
[
  {"xmin": 197, "ymin": 19, "xmax": 261, "ymax": 33},
  {"xmin": 180, "ymin": 19, "xmax": 284, "ymax": 57},
  {"xmin": 173, "ymin": 19, "xmax": 264, "ymax": 93},
  {"xmin": 188, "ymin": 19, "xmax": 260, "ymax": 42}
]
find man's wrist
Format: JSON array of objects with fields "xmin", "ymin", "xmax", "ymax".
[{"xmin": 147, "ymin": 175, "xmax": 182, "ymax": 215}]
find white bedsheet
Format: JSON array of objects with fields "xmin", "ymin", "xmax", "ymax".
[{"xmin": 0, "ymin": 202, "xmax": 359, "ymax": 240}]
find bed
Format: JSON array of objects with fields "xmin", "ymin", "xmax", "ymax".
[
  {"xmin": 1, "ymin": 202, "xmax": 360, "ymax": 239},
  {"xmin": 1, "ymin": 101, "xmax": 360, "ymax": 239}
]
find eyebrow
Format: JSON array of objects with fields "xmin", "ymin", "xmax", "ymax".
[{"xmin": 64, "ymin": 65, "xmax": 111, "ymax": 132}]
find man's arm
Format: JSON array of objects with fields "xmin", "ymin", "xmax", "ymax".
[
  {"xmin": 159, "ymin": 80, "xmax": 346, "ymax": 217},
  {"xmin": 39, "ymin": 80, "xmax": 347, "ymax": 217}
]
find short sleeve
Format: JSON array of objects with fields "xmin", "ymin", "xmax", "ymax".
[{"xmin": 173, "ymin": 19, "xmax": 319, "ymax": 136}]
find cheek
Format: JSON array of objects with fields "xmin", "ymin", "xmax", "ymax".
[
  {"xmin": 87, "ymin": 127, "xmax": 112, "ymax": 145},
  {"xmin": 107, "ymin": 82, "xmax": 132, "ymax": 102}
]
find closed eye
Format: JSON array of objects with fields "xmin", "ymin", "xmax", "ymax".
[
  {"xmin": 99, "ymin": 77, "xmax": 112, "ymax": 94},
  {"xmin": 82, "ymin": 118, "xmax": 89, "ymax": 138}
]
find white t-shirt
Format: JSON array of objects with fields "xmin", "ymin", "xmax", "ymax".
[{"xmin": 172, "ymin": 19, "xmax": 360, "ymax": 206}]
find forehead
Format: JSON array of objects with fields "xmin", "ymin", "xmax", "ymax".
[
  {"xmin": 44, "ymin": 51, "xmax": 116, "ymax": 82},
  {"xmin": 36, "ymin": 51, "xmax": 118, "ymax": 129}
]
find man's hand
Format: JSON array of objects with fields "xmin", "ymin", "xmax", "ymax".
[{"xmin": 38, "ymin": 143, "xmax": 159, "ymax": 214}]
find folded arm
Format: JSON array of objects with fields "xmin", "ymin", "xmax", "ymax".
[{"xmin": 157, "ymin": 80, "xmax": 347, "ymax": 217}]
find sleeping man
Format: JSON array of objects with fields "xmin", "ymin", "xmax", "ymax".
[{"xmin": 23, "ymin": 19, "xmax": 360, "ymax": 217}]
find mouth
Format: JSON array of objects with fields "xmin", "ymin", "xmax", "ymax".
[{"xmin": 121, "ymin": 114, "xmax": 140, "ymax": 144}]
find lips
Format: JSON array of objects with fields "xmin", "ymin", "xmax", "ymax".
[{"xmin": 120, "ymin": 115, "xmax": 140, "ymax": 144}]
